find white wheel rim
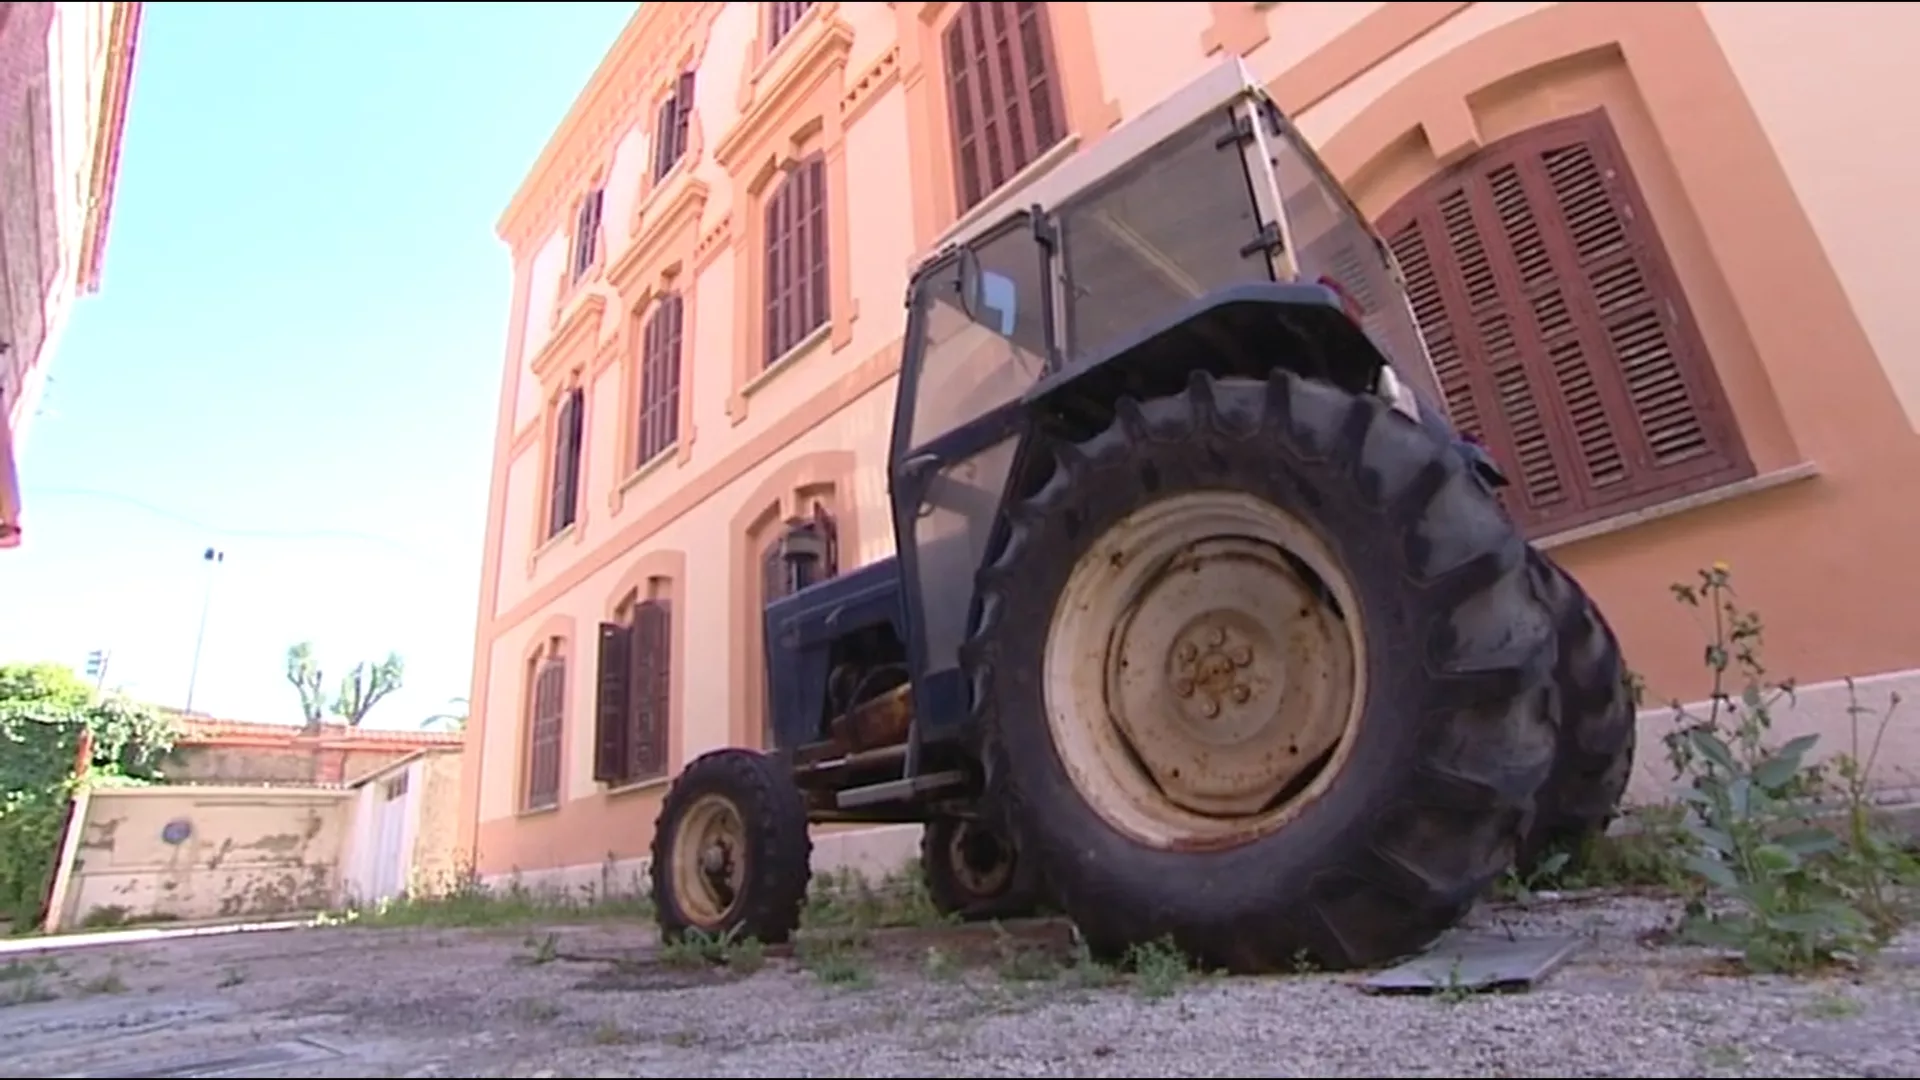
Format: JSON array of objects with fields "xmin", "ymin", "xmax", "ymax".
[
  {"xmin": 671, "ymin": 794, "xmax": 747, "ymax": 927},
  {"xmin": 1042, "ymin": 490, "xmax": 1367, "ymax": 850}
]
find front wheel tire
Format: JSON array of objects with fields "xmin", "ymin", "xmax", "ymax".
[
  {"xmin": 650, "ymin": 749, "xmax": 812, "ymax": 945},
  {"xmin": 967, "ymin": 371, "xmax": 1560, "ymax": 973}
]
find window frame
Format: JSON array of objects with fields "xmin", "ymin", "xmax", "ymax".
[
  {"xmin": 761, "ymin": 153, "xmax": 830, "ymax": 366},
  {"xmin": 941, "ymin": 1, "xmax": 1068, "ymax": 215},
  {"xmin": 523, "ymin": 651, "xmax": 566, "ymax": 812},
  {"xmin": 636, "ymin": 293, "xmax": 684, "ymax": 467},
  {"xmin": 570, "ymin": 188, "xmax": 605, "ymax": 283}
]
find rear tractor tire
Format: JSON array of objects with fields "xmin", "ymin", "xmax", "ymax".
[
  {"xmin": 1517, "ymin": 550, "xmax": 1637, "ymax": 874},
  {"xmin": 650, "ymin": 748, "xmax": 812, "ymax": 945},
  {"xmin": 921, "ymin": 814, "xmax": 1042, "ymax": 921},
  {"xmin": 968, "ymin": 371, "xmax": 1560, "ymax": 973}
]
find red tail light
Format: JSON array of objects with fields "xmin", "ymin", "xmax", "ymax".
[{"xmin": 1317, "ymin": 275, "xmax": 1365, "ymax": 323}]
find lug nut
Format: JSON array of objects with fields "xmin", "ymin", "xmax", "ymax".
[
  {"xmin": 1173, "ymin": 677, "xmax": 1194, "ymax": 697},
  {"xmin": 1208, "ymin": 626, "xmax": 1226, "ymax": 647},
  {"xmin": 1231, "ymin": 684, "xmax": 1251, "ymax": 704},
  {"xmin": 1202, "ymin": 698, "xmax": 1220, "ymax": 718},
  {"xmin": 1230, "ymin": 645, "xmax": 1252, "ymax": 667}
]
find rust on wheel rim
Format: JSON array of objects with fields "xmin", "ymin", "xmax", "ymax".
[{"xmin": 1042, "ymin": 491, "xmax": 1366, "ymax": 851}]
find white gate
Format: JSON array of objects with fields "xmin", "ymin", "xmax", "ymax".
[{"xmin": 368, "ymin": 770, "xmax": 411, "ymax": 903}]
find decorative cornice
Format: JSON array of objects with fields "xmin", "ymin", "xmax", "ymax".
[
  {"xmin": 78, "ymin": 2, "xmax": 143, "ymax": 294},
  {"xmin": 840, "ymin": 45, "xmax": 900, "ymax": 126},
  {"xmin": 714, "ymin": 16, "xmax": 856, "ymax": 170},
  {"xmin": 529, "ymin": 291, "xmax": 607, "ymax": 382},
  {"xmin": 610, "ymin": 176, "xmax": 710, "ymax": 291},
  {"xmin": 496, "ymin": 2, "xmax": 722, "ymax": 252}
]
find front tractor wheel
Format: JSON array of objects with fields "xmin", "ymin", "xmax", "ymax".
[
  {"xmin": 650, "ymin": 749, "xmax": 812, "ymax": 945},
  {"xmin": 969, "ymin": 371, "xmax": 1559, "ymax": 973}
]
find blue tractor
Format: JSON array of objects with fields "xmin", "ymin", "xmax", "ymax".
[{"xmin": 648, "ymin": 58, "xmax": 1635, "ymax": 972}]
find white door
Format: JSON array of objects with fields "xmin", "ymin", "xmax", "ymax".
[{"xmin": 369, "ymin": 771, "xmax": 411, "ymax": 902}]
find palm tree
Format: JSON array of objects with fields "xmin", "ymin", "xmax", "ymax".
[{"xmin": 421, "ymin": 697, "xmax": 469, "ymax": 732}]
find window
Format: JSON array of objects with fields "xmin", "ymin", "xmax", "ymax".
[
  {"xmin": 767, "ymin": 1, "xmax": 814, "ymax": 50},
  {"xmin": 524, "ymin": 651, "xmax": 566, "ymax": 811},
  {"xmin": 652, "ymin": 72, "xmax": 696, "ymax": 182},
  {"xmin": 593, "ymin": 597, "xmax": 671, "ymax": 787},
  {"xmin": 571, "ymin": 188, "xmax": 604, "ymax": 282},
  {"xmin": 637, "ymin": 294, "xmax": 684, "ymax": 465},
  {"xmin": 547, "ymin": 386, "xmax": 585, "ymax": 539},
  {"xmin": 944, "ymin": 2, "xmax": 1066, "ymax": 214},
  {"xmin": 762, "ymin": 155, "xmax": 829, "ymax": 365},
  {"xmin": 1378, "ymin": 110, "xmax": 1749, "ymax": 537}
]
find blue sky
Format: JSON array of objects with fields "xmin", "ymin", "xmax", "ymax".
[{"xmin": 0, "ymin": 2, "xmax": 636, "ymax": 728}]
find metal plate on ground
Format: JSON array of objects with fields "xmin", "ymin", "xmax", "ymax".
[
  {"xmin": 1360, "ymin": 931, "xmax": 1581, "ymax": 995},
  {"xmin": 55, "ymin": 1037, "xmax": 347, "ymax": 1078}
]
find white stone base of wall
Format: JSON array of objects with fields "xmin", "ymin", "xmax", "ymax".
[
  {"xmin": 480, "ymin": 824, "xmax": 926, "ymax": 900},
  {"xmin": 1625, "ymin": 667, "xmax": 1920, "ymax": 806},
  {"xmin": 486, "ymin": 667, "xmax": 1920, "ymax": 898}
]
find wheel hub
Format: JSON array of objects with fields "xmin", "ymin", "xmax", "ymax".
[
  {"xmin": 1045, "ymin": 491, "xmax": 1366, "ymax": 847},
  {"xmin": 947, "ymin": 820, "xmax": 1015, "ymax": 898},
  {"xmin": 672, "ymin": 795, "xmax": 747, "ymax": 927}
]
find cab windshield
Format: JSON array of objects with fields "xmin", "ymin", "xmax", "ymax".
[{"xmin": 904, "ymin": 219, "xmax": 1051, "ymax": 454}]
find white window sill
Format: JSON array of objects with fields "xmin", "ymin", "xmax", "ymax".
[
  {"xmin": 618, "ymin": 445, "xmax": 678, "ymax": 498},
  {"xmin": 1536, "ymin": 462, "xmax": 1820, "ymax": 552},
  {"xmin": 517, "ymin": 802, "xmax": 559, "ymax": 819},
  {"xmin": 744, "ymin": 322, "xmax": 830, "ymax": 399},
  {"xmin": 604, "ymin": 775, "xmax": 670, "ymax": 798}
]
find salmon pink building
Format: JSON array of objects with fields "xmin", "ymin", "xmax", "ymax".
[{"xmin": 462, "ymin": 1, "xmax": 1920, "ymax": 889}]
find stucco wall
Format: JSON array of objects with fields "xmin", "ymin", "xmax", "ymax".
[
  {"xmin": 49, "ymin": 785, "xmax": 351, "ymax": 931},
  {"xmin": 465, "ymin": 2, "xmax": 1920, "ymax": 879}
]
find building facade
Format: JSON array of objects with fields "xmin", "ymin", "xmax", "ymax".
[
  {"xmin": 0, "ymin": 1, "xmax": 141, "ymax": 548},
  {"xmin": 464, "ymin": 1, "xmax": 1920, "ymax": 888}
]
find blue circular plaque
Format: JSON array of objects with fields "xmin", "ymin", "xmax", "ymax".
[{"xmin": 160, "ymin": 818, "xmax": 193, "ymax": 845}]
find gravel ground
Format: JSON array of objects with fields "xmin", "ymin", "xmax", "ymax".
[{"xmin": 2, "ymin": 891, "xmax": 1918, "ymax": 1078}]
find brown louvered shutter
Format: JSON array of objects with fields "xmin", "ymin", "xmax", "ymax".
[
  {"xmin": 943, "ymin": 2, "xmax": 1065, "ymax": 213},
  {"xmin": 593, "ymin": 622, "xmax": 631, "ymax": 784},
  {"xmin": 768, "ymin": 1, "xmax": 813, "ymax": 49},
  {"xmin": 673, "ymin": 71, "xmax": 695, "ymax": 159},
  {"xmin": 548, "ymin": 388, "xmax": 585, "ymax": 537},
  {"xmin": 630, "ymin": 599, "xmax": 671, "ymax": 780},
  {"xmin": 572, "ymin": 189, "xmax": 603, "ymax": 280},
  {"xmin": 526, "ymin": 658, "xmax": 567, "ymax": 809},
  {"xmin": 652, "ymin": 96, "xmax": 679, "ymax": 181},
  {"xmin": 811, "ymin": 501, "xmax": 839, "ymax": 578},
  {"xmin": 762, "ymin": 157, "xmax": 829, "ymax": 365},
  {"xmin": 1377, "ymin": 110, "xmax": 1749, "ymax": 536},
  {"xmin": 638, "ymin": 294, "xmax": 682, "ymax": 464}
]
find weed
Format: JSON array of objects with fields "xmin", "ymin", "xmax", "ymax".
[
  {"xmin": 656, "ymin": 927, "xmax": 764, "ymax": 974},
  {"xmin": 323, "ymin": 865, "xmax": 652, "ymax": 929},
  {"xmin": 1124, "ymin": 936, "xmax": 1194, "ymax": 1001},
  {"xmin": 74, "ymin": 970, "xmax": 125, "ymax": 995},
  {"xmin": 797, "ymin": 927, "xmax": 873, "ymax": 988},
  {"xmin": 802, "ymin": 863, "xmax": 950, "ymax": 931},
  {"xmin": 1659, "ymin": 564, "xmax": 1914, "ymax": 973},
  {"xmin": 215, "ymin": 967, "xmax": 246, "ymax": 988}
]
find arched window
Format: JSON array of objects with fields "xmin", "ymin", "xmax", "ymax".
[
  {"xmin": 523, "ymin": 642, "xmax": 567, "ymax": 810},
  {"xmin": 593, "ymin": 584, "xmax": 673, "ymax": 787}
]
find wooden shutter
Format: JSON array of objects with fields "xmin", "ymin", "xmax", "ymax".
[
  {"xmin": 768, "ymin": 1, "xmax": 813, "ymax": 49},
  {"xmin": 592, "ymin": 623, "xmax": 631, "ymax": 784},
  {"xmin": 631, "ymin": 599, "xmax": 671, "ymax": 780},
  {"xmin": 525, "ymin": 658, "xmax": 566, "ymax": 808},
  {"xmin": 673, "ymin": 71, "xmax": 695, "ymax": 161},
  {"xmin": 762, "ymin": 156, "xmax": 829, "ymax": 365},
  {"xmin": 572, "ymin": 190, "xmax": 603, "ymax": 280},
  {"xmin": 638, "ymin": 294, "xmax": 683, "ymax": 464},
  {"xmin": 652, "ymin": 97, "xmax": 679, "ymax": 181},
  {"xmin": 811, "ymin": 501, "xmax": 839, "ymax": 578},
  {"xmin": 548, "ymin": 388, "xmax": 584, "ymax": 537},
  {"xmin": 944, "ymin": 2, "xmax": 1065, "ymax": 213},
  {"xmin": 1377, "ymin": 109, "xmax": 1749, "ymax": 535}
]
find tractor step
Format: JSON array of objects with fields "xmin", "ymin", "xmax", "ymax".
[{"xmin": 834, "ymin": 769, "xmax": 968, "ymax": 809}]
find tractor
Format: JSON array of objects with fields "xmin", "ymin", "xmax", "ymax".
[{"xmin": 648, "ymin": 57, "xmax": 1636, "ymax": 973}]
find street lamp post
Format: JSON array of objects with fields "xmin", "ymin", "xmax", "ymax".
[{"xmin": 183, "ymin": 546, "xmax": 225, "ymax": 716}]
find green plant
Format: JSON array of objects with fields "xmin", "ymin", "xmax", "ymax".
[
  {"xmin": 1661, "ymin": 565, "xmax": 1911, "ymax": 972},
  {"xmin": 0, "ymin": 663, "xmax": 176, "ymax": 930}
]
